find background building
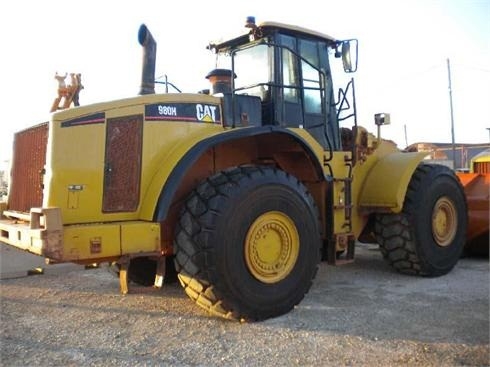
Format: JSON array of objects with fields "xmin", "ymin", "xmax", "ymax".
[{"xmin": 406, "ymin": 142, "xmax": 490, "ymax": 171}]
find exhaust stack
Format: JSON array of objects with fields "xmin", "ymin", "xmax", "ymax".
[{"xmin": 138, "ymin": 24, "xmax": 157, "ymax": 95}]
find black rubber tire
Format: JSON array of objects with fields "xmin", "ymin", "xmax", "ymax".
[
  {"xmin": 375, "ymin": 164, "xmax": 467, "ymax": 277},
  {"xmin": 174, "ymin": 166, "xmax": 321, "ymax": 321}
]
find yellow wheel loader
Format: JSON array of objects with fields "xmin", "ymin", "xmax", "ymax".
[{"xmin": 0, "ymin": 18, "xmax": 468, "ymax": 321}]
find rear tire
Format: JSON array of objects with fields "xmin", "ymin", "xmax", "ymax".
[
  {"xmin": 375, "ymin": 164, "xmax": 467, "ymax": 276},
  {"xmin": 174, "ymin": 166, "xmax": 321, "ymax": 321}
]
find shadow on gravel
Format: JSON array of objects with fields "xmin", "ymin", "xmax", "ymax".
[{"xmin": 264, "ymin": 244, "xmax": 489, "ymax": 346}]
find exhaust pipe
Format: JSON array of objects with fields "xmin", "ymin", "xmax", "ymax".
[{"xmin": 138, "ymin": 24, "xmax": 157, "ymax": 95}]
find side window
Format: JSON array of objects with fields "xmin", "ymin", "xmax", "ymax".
[
  {"xmin": 300, "ymin": 40, "xmax": 322, "ymax": 114},
  {"xmin": 280, "ymin": 35, "xmax": 299, "ymax": 103},
  {"xmin": 283, "ymin": 49, "xmax": 299, "ymax": 102}
]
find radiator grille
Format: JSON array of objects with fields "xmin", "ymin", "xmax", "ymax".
[
  {"xmin": 8, "ymin": 123, "xmax": 48, "ymax": 212},
  {"xmin": 102, "ymin": 115, "xmax": 143, "ymax": 212}
]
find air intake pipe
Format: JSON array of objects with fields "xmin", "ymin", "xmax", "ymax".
[{"xmin": 138, "ymin": 24, "xmax": 157, "ymax": 95}]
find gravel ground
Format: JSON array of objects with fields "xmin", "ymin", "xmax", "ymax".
[{"xmin": 0, "ymin": 244, "xmax": 488, "ymax": 367}]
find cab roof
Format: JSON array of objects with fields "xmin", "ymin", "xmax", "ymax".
[
  {"xmin": 259, "ymin": 21, "xmax": 337, "ymax": 43},
  {"xmin": 209, "ymin": 21, "xmax": 338, "ymax": 52}
]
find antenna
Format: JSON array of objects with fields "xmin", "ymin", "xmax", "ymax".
[{"xmin": 447, "ymin": 58, "xmax": 456, "ymax": 169}]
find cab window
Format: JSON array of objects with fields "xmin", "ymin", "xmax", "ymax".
[
  {"xmin": 281, "ymin": 36, "xmax": 299, "ymax": 103},
  {"xmin": 233, "ymin": 43, "xmax": 271, "ymax": 100},
  {"xmin": 300, "ymin": 40, "xmax": 322, "ymax": 114}
]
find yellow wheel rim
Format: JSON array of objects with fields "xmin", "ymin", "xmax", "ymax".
[
  {"xmin": 432, "ymin": 197, "xmax": 457, "ymax": 247},
  {"xmin": 244, "ymin": 211, "xmax": 300, "ymax": 284}
]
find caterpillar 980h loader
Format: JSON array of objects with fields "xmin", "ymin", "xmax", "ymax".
[{"xmin": 0, "ymin": 18, "xmax": 468, "ymax": 321}]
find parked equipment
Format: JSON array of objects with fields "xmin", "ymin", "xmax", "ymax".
[
  {"xmin": 457, "ymin": 149, "xmax": 490, "ymax": 255},
  {"xmin": 0, "ymin": 19, "xmax": 469, "ymax": 321}
]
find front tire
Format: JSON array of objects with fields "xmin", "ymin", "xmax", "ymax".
[
  {"xmin": 174, "ymin": 166, "xmax": 321, "ymax": 321},
  {"xmin": 375, "ymin": 164, "xmax": 467, "ymax": 276}
]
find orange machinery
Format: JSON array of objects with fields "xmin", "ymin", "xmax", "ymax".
[{"xmin": 457, "ymin": 150, "xmax": 490, "ymax": 255}]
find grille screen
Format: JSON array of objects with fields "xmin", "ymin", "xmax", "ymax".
[
  {"xmin": 8, "ymin": 123, "xmax": 48, "ymax": 212},
  {"xmin": 102, "ymin": 115, "xmax": 143, "ymax": 212}
]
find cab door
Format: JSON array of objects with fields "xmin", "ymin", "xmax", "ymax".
[{"xmin": 276, "ymin": 34, "xmax": 340, "ymax": 150}]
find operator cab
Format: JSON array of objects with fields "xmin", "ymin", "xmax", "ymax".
[{"xmin": 208, "ymin": 17, "xmax": 358, "ymax": 151}]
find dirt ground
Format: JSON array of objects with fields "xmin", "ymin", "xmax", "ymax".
[{"xmin": 0, "ymin": 244, "xmax": 488, "ymax": 366}]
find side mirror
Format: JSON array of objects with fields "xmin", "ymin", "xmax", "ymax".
[{"xmin": 341, "ymin": 39, "xmax": 358, "ymax": 73}]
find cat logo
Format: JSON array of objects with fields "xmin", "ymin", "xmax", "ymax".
[{"xmin": 196, "ymin": 104, "xmax": 218, "ymax": 123}]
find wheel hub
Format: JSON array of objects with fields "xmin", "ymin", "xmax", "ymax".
[
  {"xmin": 432, "ymin": 197, "xmax": 457, "ymax": 247},
  {"xmin": 245, "ymin": 211, "xmax": 299, "ymax": 283}
]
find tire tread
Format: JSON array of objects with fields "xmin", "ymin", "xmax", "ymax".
[
  {"xmin": 174, "ymin": 166, "xmax": 320, "ymax": 321},
  {"xmin": 375, "ymin": 164, "xmax": 466, "ymax": 277}
]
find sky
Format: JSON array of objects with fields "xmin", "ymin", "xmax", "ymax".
[{"xmin": 0, "ymin": 0, "xmax": 489, "ymax": 169}]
